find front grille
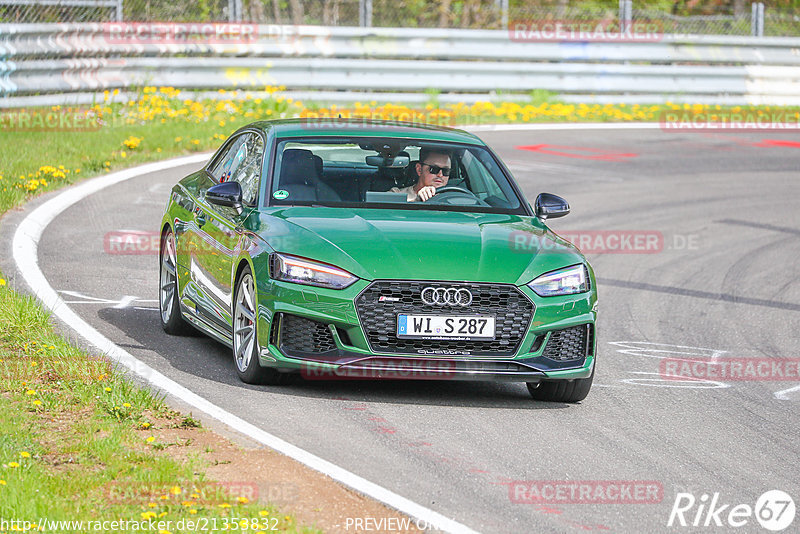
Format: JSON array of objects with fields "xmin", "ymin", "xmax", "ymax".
[
  {"xmin": 542, "ymin": 324, "xmax": 592, "ymax": 361},
  {"xmin": 355, "ymin": 281, "xmax": 534, "ymax": 356},
  {"xmin": 274, "ymin": 313, "xmax": 337, "ymax": 355}
]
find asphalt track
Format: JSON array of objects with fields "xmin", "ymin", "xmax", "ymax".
[{"xmin": 3, "ymin": 126, "xmax": 800, "ymax": 533}]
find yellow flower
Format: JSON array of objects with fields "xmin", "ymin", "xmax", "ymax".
[
  {"xmin": 0, "ymin": 279, "xmax": 5, "ymax": 286},
  {"xmin": 8, "ymin": 462, "xmax": 20, "ymax": 468},
  {"xmin": 140, "ymin": 512, "xmax": 156, "ymax": 520},
  {"xmin": 258, "ymin": 510, "xmax": 269, "ymax": 517},
  {"xmin": 19, "ymin": 452, "xmax": 30, "ymax": 458},
  {"xmin": 120, "ymin": 151, "xmax": 127, "ymax": 158},
  {"xmin": 104, "ymin": 387, "xmax": 111, "ymax": 392},
  {"xmin": 25, "ymin": 390, "xmax": 36, "ymax": 396},
  {"xmin": 140, "ymin": 422, "xmax": 151, "ymax": 429},
  {"xmin": 188, "ymin": 509, "xmax": 197, "ymax": 515},
  {"xmin": 237, "ymin": 496, "xmax": 249, "ymax": 504},
  {"xmin": 169, "ymin": 486, "xmax": 182, "ymax": 495},
  {"xmin": 148, "ymin": 502, "xmax": 157, "ymax": 508},
  {"xmin": 0, "ymin": 480, "xmax": 6, "ymax": 485},
  {"xmin": 146, "ymin": 436, "xmax": 155, "ymax": 443},
  {"xmin": 122, "ymin": 402, "xmax": 131, "ymax": 408},
  {"xmin": 219, "ymin": 503, "xmax": 231, "ymax": 508},
  {"xmin": 32, "ymin": 400, "xmax": 42, "ymax": 406}
]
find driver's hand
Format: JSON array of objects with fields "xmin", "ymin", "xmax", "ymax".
[{"xmin": 417, "ymin": 186, "xmax": 436, "ymax": 202}]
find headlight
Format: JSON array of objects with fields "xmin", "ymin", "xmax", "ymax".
[
  {"xmin": 270, "ymin": 253, "xmax": 358, "ymax": 289},
  {"xmin": 528, "ymin": 264, "xmax": 589, "ymax": 297}
]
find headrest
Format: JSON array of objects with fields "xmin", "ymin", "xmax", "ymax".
[{"xmin": 280, "ymin": 149, "xmax": 319, "ymax": 186}]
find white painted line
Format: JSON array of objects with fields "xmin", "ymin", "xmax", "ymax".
[
  {"xmin": 775, "ymin": 384, "xmax": 800, "ymax": 401},
  {"xmin": 12, "ymin": 154, "xmax": 481, "ymax": 534}
]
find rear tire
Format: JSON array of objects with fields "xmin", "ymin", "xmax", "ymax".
[
  {"xmin": 159, "ymin": 229, "xmax": 194, "ymax": 336},
  {"xmin": 527, "ymin": 365, "xmax": 594, "ymax": 403},
  {"xmin": 232, "ymin": 266, "xmax": 286, "ymax": 385}
]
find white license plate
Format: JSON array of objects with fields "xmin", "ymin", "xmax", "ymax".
[{"xmin": 396, "ymin": 314, "xmax": 495, "ymax": 340}]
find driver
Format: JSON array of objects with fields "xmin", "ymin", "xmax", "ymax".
[{"xmin": 391, "ymin": 148, "xmax": 451, "ymax": 202}]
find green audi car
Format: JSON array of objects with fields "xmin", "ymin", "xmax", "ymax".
[{"xmin": 159, "ymin": 119, "xmax": 597, "ymax": 402}]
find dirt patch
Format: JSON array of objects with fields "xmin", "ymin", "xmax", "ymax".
[{"xmin": 139, "ymin": 413, "xmax": 422, "ymax": 533}]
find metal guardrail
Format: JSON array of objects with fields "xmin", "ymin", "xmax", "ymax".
[{"xmin": 2, "ymin": 24, "xmax": 800, "ymax": 107}]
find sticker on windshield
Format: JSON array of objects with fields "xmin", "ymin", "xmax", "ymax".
[{"xmin": 273, "ymin": 189, "xmax": 289, "ymax": 200}]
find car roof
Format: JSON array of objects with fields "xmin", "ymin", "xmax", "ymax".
[{"xmin": 246, "ymin": 118, "xmax": 486, "ymax": 145}]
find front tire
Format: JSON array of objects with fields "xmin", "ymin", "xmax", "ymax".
[
  {"xmin": 527, "ymin": 365, "xmax": 594, "ymax": 403},
  {"xmin": 232, "ymin": 266, "xmax": 286, "ymax": 385},
  {"xmin": 160, "ymin": 229, "xmax": 193, "ymax": 335}
]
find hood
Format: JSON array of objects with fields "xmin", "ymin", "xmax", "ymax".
[{"xmin": 252, "ymin": 207, "xmax": 585, "ymax": 285}]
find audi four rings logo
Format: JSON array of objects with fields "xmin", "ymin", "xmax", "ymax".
[{"xmin": 420, "ymin": 287, "xmax": 473, "ymax": 307}]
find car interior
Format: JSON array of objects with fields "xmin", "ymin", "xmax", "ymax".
[{"xmin": 272, "ymin": 140, "xmax": 518, "ymax": 209}]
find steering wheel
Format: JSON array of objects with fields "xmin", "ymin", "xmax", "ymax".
[{"xmin": 425, "ymin": 186, "xmax": 490, "ymax": 207}]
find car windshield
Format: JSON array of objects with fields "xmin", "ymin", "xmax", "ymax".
[{"xmin": 269, "ymin": 137, "xmax": 525, "ymax": 214}]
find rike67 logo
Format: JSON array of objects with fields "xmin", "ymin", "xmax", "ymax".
[{"xmin": 668, "ymin": 490, "xmax": 795, "ymax": 531}]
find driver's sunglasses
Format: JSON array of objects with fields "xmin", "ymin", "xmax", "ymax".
[{"xmin": 422, "ymin": 163, "xmax": 451, "ymax": 176}]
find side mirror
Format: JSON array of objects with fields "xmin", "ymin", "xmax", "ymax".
[
  {"xmin": 206, "ymin": 181, "xmax": 243, "ymax": 213},
  {"xmin": 535, "ymin": 193, "xmax": 570, "ymax": 220}
]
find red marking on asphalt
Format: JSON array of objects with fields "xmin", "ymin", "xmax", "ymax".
[
  {"xmin": 753, "ymin": 139, "xmax": 800, "ymax": 148},
  {"xmin": 515, "ymin": 144, "xmax": 638, "ymax": 161},
  {"xmin": 337, "ymin": 405, "xmax": 607, "ymax": 529},
  {"xmin": 535, "ymin": 505, "xmax": 563, "ymax": 515}
]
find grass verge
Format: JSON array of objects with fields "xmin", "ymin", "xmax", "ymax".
[
  {"xmin": 0, "ymin": 89, "xmax": 316, "ymax": 532},
  {"xmin": 1, "ymin": 88, "xmax": 798, "ymax": 531}
]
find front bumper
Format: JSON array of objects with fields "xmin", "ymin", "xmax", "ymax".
[{"xmin": 255, "ymin": 278, "xmax": 597, "ymax": 382}]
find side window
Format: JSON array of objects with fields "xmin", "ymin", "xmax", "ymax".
[
  {"xmin": 210, "ymin": 135, "xmax": 247, "ymax": 182},
  {"xmin": 461, "ymin": 151, "xmax": 491, "ymax": 194},
  {"xmin": 233, "ymin": 134, "xmax": 264, "ymax": 205},
  {"xmin": 461, "ymin": 149, "xmax": 513, "ymax": 205},
  {"xmin": 208, "ymin": 133, "xmax": 264, "ymax": 205}
]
